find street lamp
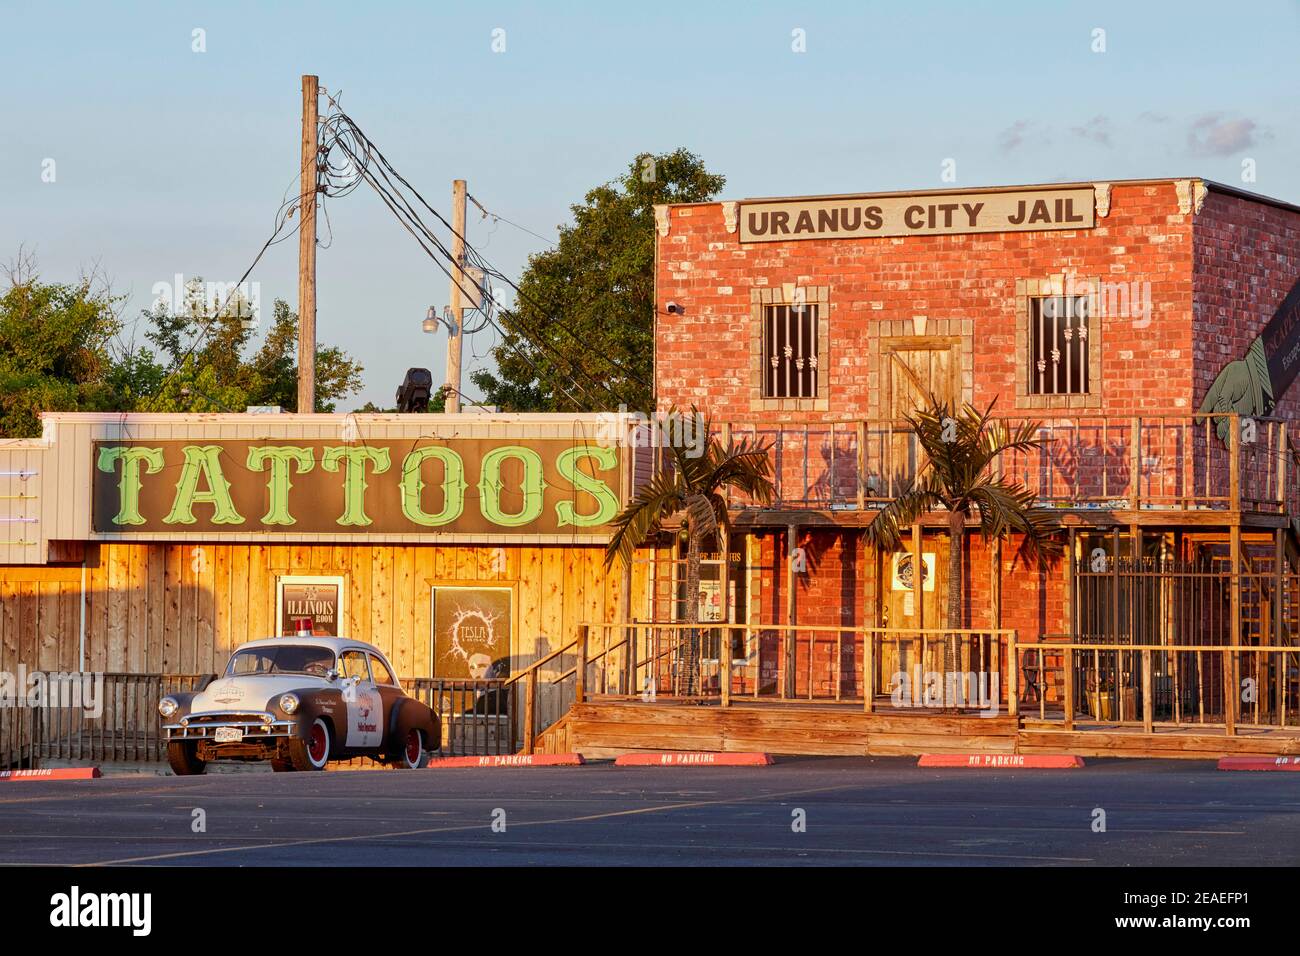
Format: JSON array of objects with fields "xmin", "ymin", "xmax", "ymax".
[{"xmin": 424, "ymin": 305, "xmax": 457, "ymax": 335}]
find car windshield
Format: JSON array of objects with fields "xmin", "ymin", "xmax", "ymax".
[{"xmin": 225, "ymin": 645, "xmax": 336, "ymax": 678}]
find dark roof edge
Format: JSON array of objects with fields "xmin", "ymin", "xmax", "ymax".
[{"xmin": 660, "ymin": 177, "xmax": 1300, "ymax": 217}]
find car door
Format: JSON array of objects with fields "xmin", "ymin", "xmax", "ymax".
[
  {"xmin": 338, "ymin": 649, "xmax": 383, "ymax": 750},
  {"xmin": 367, "ymin": 652, "xmax": 407, "ymax": 745}
]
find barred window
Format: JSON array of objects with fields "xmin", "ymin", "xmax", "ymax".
[
  {"xmin": 1028, "ymin": 295, "xmax": 1090, "ymax": 396},
  {"xmin": 762, "ymin": 303, "xmax": 819, "ymax": 398}
]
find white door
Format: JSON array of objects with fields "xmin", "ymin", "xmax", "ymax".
[{"xmin": 339, "ymin": 650, "xmax": 383, "ymax": 749}]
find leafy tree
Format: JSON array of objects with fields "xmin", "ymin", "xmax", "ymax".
[
  {"xmin": 604, "ymin": 414, "xmax": 773, "ymax": 695},
  {"xmin": 0, "ymin": 267, "xmax": 129, "ymax": 437},
  {"xmin": 863, "ymin": 400, "xmax": 1060, "ymax": 701},
  {"xmin": 0, "ymin": 259, "xmax": 367, "ymax": 435},
  {"xmin": 473, "ymin": 149, "xmax": 725, "ymax": 412},
  {"xmin": 140, "ymin": 288, "xmax": 363, "ymax": 413}
]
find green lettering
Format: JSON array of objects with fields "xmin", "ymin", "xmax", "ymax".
[
  {"xmin": 163, "ymin": 445, "xmax": 244, "ymax": 525},
  {"xmin": 246, "ymin": 446, "xmax": 315, "ymax": 526},
  {"xmin": 399, "ymin": 446, "xmax": 466, "ymax": 527},
  {"xmin": 321, "ymin": 446, "xmax": 391, "ymax": 526},
  {"xmin": 477, "ymin": 446, "xmax": 545, "ymax": 527},
  {"xmin": 96, "ymin": 446, "xmax": 165, "ymax": 526},
  {"xmin": 555, "ymin": 445, "xmax": 620, "ymax": 527}
]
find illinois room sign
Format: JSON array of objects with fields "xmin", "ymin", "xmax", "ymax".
[
  {"xmin": 91, "ymin": 439, "xmax": 623, "ymax": 535},
  {"xmin": 739, "ymin": 187, "xmax": 1096, "ymax": 242}
]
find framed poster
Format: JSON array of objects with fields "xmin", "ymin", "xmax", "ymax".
[
  {"xmin": 431, "ymin": 586, "xmax": 514, "ymax": 680},
  {"xmin": 276, "ymin": 576, "xmax": 346, "ymax": 636}
]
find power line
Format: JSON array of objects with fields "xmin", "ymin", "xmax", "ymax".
[
  {"xmin": 466, "ymin": 193, "xmax": 555, "ymax": 246},
  {"xmin": 317, "ymin": 109, "xmax": 620, "ymax": 408},
  {"xmin": 143, "ymin": 188, "xmax": 304, "ymax": 411},
  {"xmin": 316, "ymin": 103, "xmax": 651, "ymax": 400}
]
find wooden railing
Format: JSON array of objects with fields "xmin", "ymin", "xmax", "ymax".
[
  {"xmin": 577, "ymin": 622, "xmax": 1300, "ymax": 739},
  {"xmin": 680, "ymin": 413, "xmax": 1292, "ymax": 516},
  {"xmin": 578, "ymin": 621, "xmax": 1014, "ymax": 710},
  {"xmin": 1011, "ymin": 640, "xmax": 1300, "ymax": 735}
]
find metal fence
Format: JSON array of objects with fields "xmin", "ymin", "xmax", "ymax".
[{"xmin": 2, "ymin": 673, "xmax": 516, "ymax": 769}]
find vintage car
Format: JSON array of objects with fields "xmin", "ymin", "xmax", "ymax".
[{"xmin": 158, "ymin": 637, "xmax": 439, "ymax": 775}]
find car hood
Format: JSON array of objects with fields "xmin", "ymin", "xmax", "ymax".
[{"xmin": 189, "ymin": 675, "xmax": 330, "ymax": 713}]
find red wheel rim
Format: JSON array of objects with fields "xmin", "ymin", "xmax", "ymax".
[
  {"xmin": 405, "ymin": 729, "xmax": 421, "ymax": 764},
  {"xmin": 308, "ymin": 722, "xmax": 328, "ymax": 763}
]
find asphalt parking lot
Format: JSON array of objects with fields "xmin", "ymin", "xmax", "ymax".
[{"xmin": 1, "ymin": 756, "xmax": 1297, "ymax": 866}]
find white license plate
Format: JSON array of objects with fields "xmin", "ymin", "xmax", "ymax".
[{"xmin": 214, "ymin": 727, "xmax": 244, "ymax": 743}]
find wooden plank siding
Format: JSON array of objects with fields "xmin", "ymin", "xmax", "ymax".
[{"xmin": 0, "ymin": 542, "xmax": 632, "ymax": 679}]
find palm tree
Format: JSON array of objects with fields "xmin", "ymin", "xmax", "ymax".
[
  {"xmin": 605, "ymin": 413, "xmax": 775, "ymax": 696},
  {"xmin": 864, "ymin": 399, "xmax": 1059, "ymax": 704}
]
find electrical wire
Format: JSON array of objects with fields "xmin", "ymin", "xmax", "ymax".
[
  {"xmin": 317, "ymin": 106, "xmax": 617, "ymax": 408},
  {"xmin": 467, "ymin": 193, "xmax": 555, "ymax": 246},
  {"xmin": 143, "ymin": 187, "xmax": 304, "ymax": 411},
  {"xmin": 316, "ymin": 101, "xmax": 650, "ymax": 401}
]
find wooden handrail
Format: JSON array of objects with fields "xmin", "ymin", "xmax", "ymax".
[
  {"xmin": 500, "ymin": 638, "xmax": 578, "ymax": 691},
  {"xmin": 584, "ymin": 620, "xmax": 1015, "ymax": 637}
]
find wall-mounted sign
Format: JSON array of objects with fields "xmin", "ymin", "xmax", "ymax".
[
  {"xmin": 92, "ymin": 439, "xmax": 622, "ymax": 536},
  {"xmin": 432, "ymin": 586, "xmax": 513, "ymax": 680},
  {"xmin": 739, "ymin": 187, "xmax": 1095, "ymax": 243},
  {"xmin": 276, "ymin": 575, "xmax": 345, "ymax": 637}
]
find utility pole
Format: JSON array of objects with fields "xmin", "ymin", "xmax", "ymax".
[
  {"xmin": 445, "ymin": 179, "xmax": 467, "ymax": 414},
  {"xmin": 296, "ymin": 74, "xmax": 319, "ymax": 414}
]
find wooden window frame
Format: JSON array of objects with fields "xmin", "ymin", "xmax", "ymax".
[
  {"xmin": 749, "ymin": 286, "xmax": 830, "ymax": 412},
  {"xmin": 1015, "ymin": 276, "xmax": 1103, "ymax": 409}
]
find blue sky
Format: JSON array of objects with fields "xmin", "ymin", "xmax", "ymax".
[{"xmin": 3, "ymin": 0, "xmax": 1297, "ymax": 409}]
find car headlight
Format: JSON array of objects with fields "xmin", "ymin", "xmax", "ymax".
[
  {"xmin": 158, "ymin": 697, "xmax": 179, "ymax": 718},
  {"xmin": 279, "ymin": 693, "xmax": 300, "ymax": 715}
]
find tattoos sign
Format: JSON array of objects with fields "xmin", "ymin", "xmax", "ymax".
[{"xmin": 92, "ymin": 439, "xmax": 622, "ymax": 536}]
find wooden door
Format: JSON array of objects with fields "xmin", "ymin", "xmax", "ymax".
[
  {"xmin": 883, "ymin": 338, "xmax": 960, "ymax": 488},
  {"xmin": 877, "ymin": 546, "xmax": 947, "ymax": 694}
]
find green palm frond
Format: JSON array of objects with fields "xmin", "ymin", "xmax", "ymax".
[
  {"xmin": 603, "ymin": 407, "xmax": 776, "ymax": 569},
  {"xmin": 863, "ymin": 478, "xmax": 946, "ymax": 553},
  {"xmin": 966, "ymin": 479, "xmax": 1062, "ymax": 559},
  {"xmin": 604, "ymin": 466, "xmax": 684, "ymax": 568}
]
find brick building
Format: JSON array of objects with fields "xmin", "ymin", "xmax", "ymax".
[{"xmin": 650, "ymin": 178, "xmax": 1300, "ymax": 706}]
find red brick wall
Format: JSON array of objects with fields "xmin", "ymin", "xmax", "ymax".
[
  {"xmin": 741, "ymin": 528, "xmax": 1066, "ymax": 691},
  {"xmin": 1193, "ymin": 190, "xmax": 1300, "ymax": 421},
  {"xmin": 656, "ymin": 181, "xmax": 1199, "ymax": 422}
]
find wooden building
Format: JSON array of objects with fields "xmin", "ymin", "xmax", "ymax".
[{"xmin": 0, "ymin": 412, "xmax": 646, "ymax": 734}]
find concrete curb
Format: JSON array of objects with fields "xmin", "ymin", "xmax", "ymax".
[
  {"xmin": 426, "ymin": 753, "xmax": 585, "ymax": 768},
  {"xmin": 0, "ymin": 767, "xmax": 102, "ymax": 781},
  {"xmin": 918, "ymin": 754, "xmax": 1085, "ymax": 769},
  {"xmin": 1217, "ymin": 756, "xmax": 1300, "ymax": 772},
  {"xmin": 614, "ymin": 752, "xmax": 774, "ymax": 767}
]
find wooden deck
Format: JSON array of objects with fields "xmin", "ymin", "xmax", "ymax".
[{"xmin": 553, "ymin": 698, "xmax": 1300, "ymax": 760}]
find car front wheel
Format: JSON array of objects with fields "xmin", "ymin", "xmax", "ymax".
[
  {"xmin": 167, "ymin": 741, "xmax": 206, "ymax": 776},
  {"xmin": 287, "ymin": 718, "xmax": 332, "ymax": 771},
  {"xmin": 398, "ymin": 728, "xmax": 428, "ymax": 769}
]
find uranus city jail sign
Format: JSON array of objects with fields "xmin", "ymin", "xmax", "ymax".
[
  {"xmin": 739, "ymin": 186, "xmax": 1095, "ymax": 242},
  {"xmin": 92, "ymin": 439, "xmax": 623, "ymax": 536}
]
